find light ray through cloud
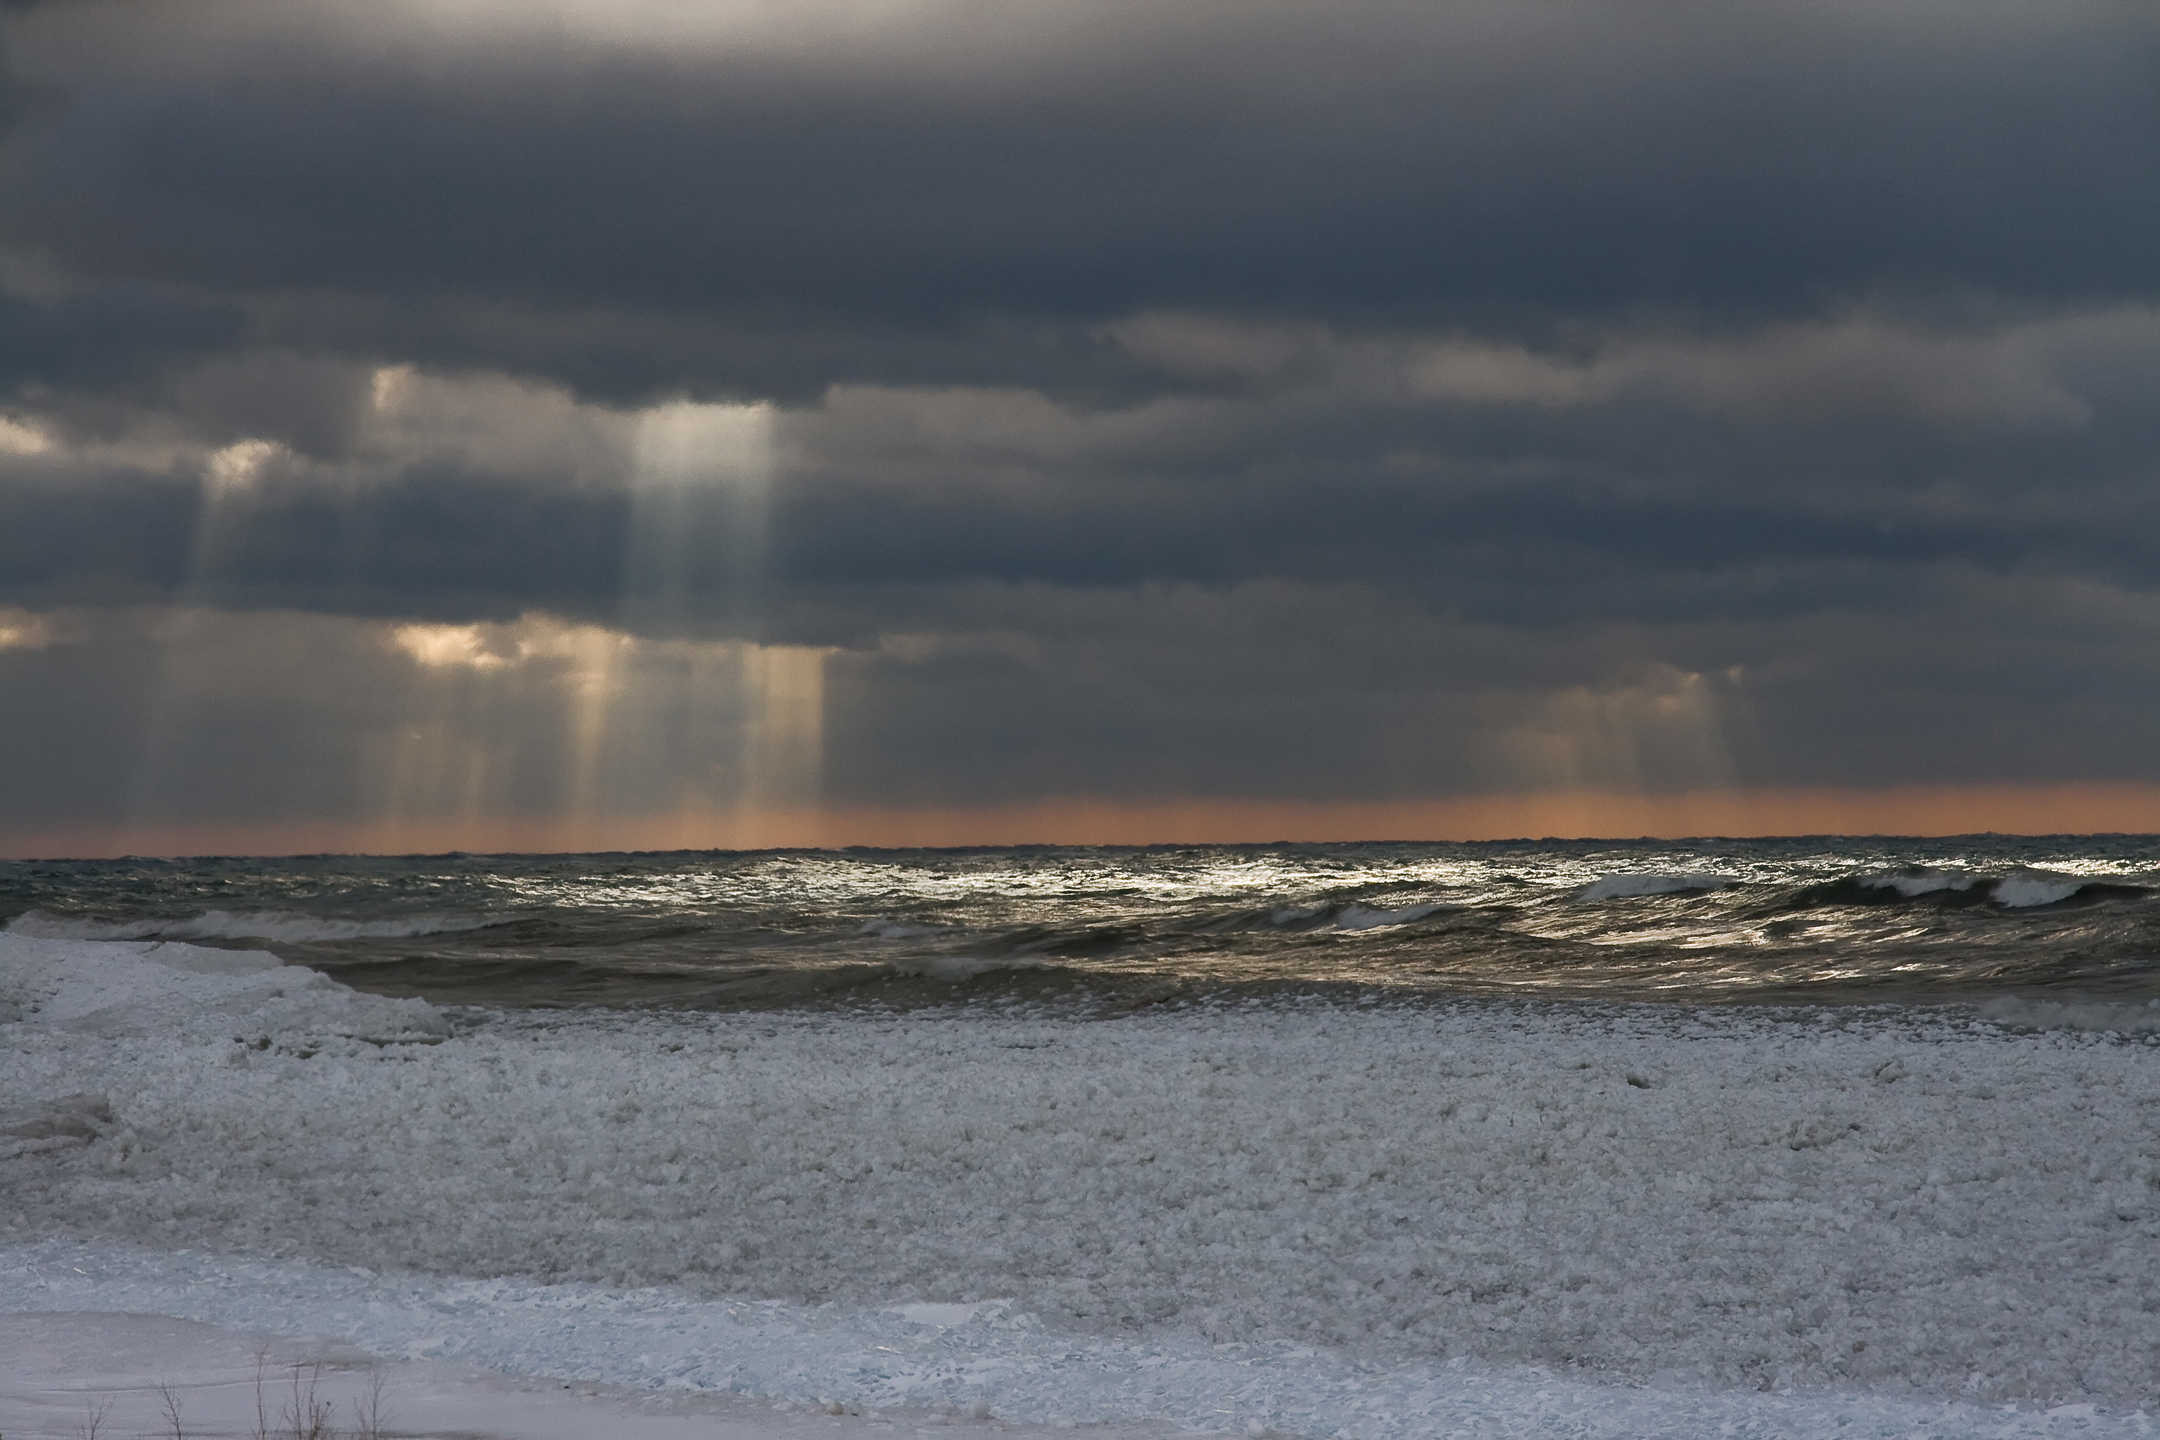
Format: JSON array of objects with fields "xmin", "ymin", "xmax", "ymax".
[
  {"xmin": 382, "ymin": 613, "xmax": 829, "ymax": 837},
  {"xmin": 122, "ymin": 439, "xmax": 293, "ymax": 846},
  {"xmin": 626, "ymin": 400, "xmax": 775, "ymax": 634}
]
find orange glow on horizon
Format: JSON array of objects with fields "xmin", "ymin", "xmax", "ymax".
[{"xmin": 5, "ymin": 783, "xmax": 2160, "ymax": 859}]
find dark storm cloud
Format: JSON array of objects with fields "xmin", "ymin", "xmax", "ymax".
[
  {"xmin": 0, "ymin": 285, "xmax": 249, "ymax": 393},
  {"xmin": 2, "ymin": 0, "xmax": 2157, "ymax": 401},
  {"xmin": 7, "ymin": 370, "xmax": 2156, "ymax": 638},
  {"xmin": 4, "ymin": 0, "xmax": 2160, "ymax": 827},
  {"xmin": 0, "ymin": 461, "xmax": 626, "ymax": 617},
  {"xmin": 813, "ymin": 570, "xmax": 2160, "ymax": 806}
]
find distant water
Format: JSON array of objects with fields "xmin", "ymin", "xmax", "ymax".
[{"xmin": 4, "ymin": 837, "xmax": 2158, "ymax": 1015}]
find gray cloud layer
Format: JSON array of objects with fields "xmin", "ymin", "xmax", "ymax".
[{"xmin": 2, "ymin": 0, "xmax": 2158, "ymax": 829}]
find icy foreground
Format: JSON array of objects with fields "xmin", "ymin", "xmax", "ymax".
[
  {"xmin": 3, "ymin": 1271, "xmax": 2153, "ymax": 1440},
  {"xmin": 2, "ymin": 934, "xmax": 2156, "ymax": 1437},
  {"xmin": 2, "ymin": 1308, "xmax": 1188, "ymax": 1440}
]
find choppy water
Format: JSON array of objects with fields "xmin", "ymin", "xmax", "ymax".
[{"xmin": 3, "ymin": 836, "xmax": 2157, "ymax": 1013}]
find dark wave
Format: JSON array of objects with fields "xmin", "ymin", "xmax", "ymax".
[
  {"xmin": 1779, "ymin": 869, "xmax": 2150, "ymax": 913},
  {"xmin": 7, "ymin": 839, "xmax": 2158, "ymax": 1013}
]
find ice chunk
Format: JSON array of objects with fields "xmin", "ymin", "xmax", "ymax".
[
  {"xmin": 889, "ymin": 1299, "xmax": 1015, "ymax": 1328},
  {"xmin": 0, "ymin": 1093, "xmax": 113, "ymax": 1159}
]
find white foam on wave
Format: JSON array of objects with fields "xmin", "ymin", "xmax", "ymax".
[
  {"xmin": 1264, "ymin": 901, "xmax": 1441, "ymax": 931},
  {"xmin": 1989, "ymin": 872, "xmax": 2088, "ymax": 908},
  {"xmin": 886, "ymin": 953, "xmax": 1037, "ymax": 981},
  {"xmin": 6, "ymin": 908, "xmax": 505, "ymax": 944},
  {"xmin": 1855, "ymin": 869, "xmax": 2122, "ymax": 908},
  {"xmin": 1331, "ymin": 901, "xmax": 1442, "ymax": 930},
  {"xmin": 0, "ymin": 933, "xmax": 448, "ymax": 1044},
  {"xmin": 1859, "ymin": 868, "xmax": 1980, "ymax": 898},
  {"xmin": 1575, "ymin": 873, "xmax": 1728, "ymax": 902}
]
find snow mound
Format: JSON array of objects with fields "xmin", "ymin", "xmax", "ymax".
[
  {"xmin": 0, "ymin": 934, "xmax": 449, "ymax": 1046},
  {"xmin": 1575, "ymin": 873, "xmax": 1728, "ymax": 901},
  {"xmin": 3, "ymin": 1001, "xmax": 2154, "ymax": 1409},
  {"xmin": 6, "ymin": 1250, "xmax": 2157, "ymax": 1440}
]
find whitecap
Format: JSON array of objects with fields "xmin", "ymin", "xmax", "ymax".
[
  {"xmin": 1989, "ymin": 872, "xmax": 2087, "ymax": 908},
  {"xmin": 887, "ymin": 954, "xmax": 1037, "ymax": 981},
  {"xmin": 1575, "ymin": 873, "xmax": 1728, "ymax": 902},
  {"xmin": 1332, "ymin": 902, "xmax": 1441, "ymax": 931}
]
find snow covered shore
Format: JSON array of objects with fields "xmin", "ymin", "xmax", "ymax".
[
  {"xmin": 2, "ymin": 933, "xmax": 2155, "ymax": 1437},
  {"xmin": 5, "ymin": 1269, "xmax": 2154, "ymax": 1440}
]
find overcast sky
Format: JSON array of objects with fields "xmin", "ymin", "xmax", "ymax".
[{"xmin": 3, "ymin": 0, "xmax": 2159, "ymax": 854}]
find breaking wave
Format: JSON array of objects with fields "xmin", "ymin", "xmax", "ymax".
[
  {"xmin": 1576, "ymin": 873, "xmax": 1729, "ymax": 902},
  {"xmin": 1239, "ymin": 900, "xmax": 1450, "ymax": 932},
  {"xmin": 5, "ymin": 908, "xmax": 510, "ymax": 945},
  {"xmin": 1330, "ymin": 901, "xmax": 1445, "ymax": 930},
  {"xmin": 2, "ymin": 840, "xmax": 2155, "ymax": 1011},
  {"xmin": 1787, "ymin": 867, "xmax": 2149, "ymax": 911}
]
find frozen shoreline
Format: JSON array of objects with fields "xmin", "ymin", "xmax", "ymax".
[
  {"xmin": 0, "ymin": 1306, "xmax": 1182, "ymax": 1440},
  {"xmin": 3, "ymin": 933, "xmax": 2157, "ymax": 1435},
  {"xmin": 5, "ymin": 1253, "xmax": 2156, "ymax": 1440}
]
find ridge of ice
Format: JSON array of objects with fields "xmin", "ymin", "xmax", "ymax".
[
  {"xmin": 1977, "ymin": 995, "xmax": 2160, "ymax": 1034},
  {"xmin": 0, "ymin": 933, "xmax": 449, "ymax": 1043}
]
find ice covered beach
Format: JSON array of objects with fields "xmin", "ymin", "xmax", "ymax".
[{"xmin": 3, "ymin": 930, "xmax": 2156, "ymax": 1438}]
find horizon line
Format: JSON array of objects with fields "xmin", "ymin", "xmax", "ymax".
[{"xmin": 6, "ymin": 781, "xmax": 2159, "ymax": 861}]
